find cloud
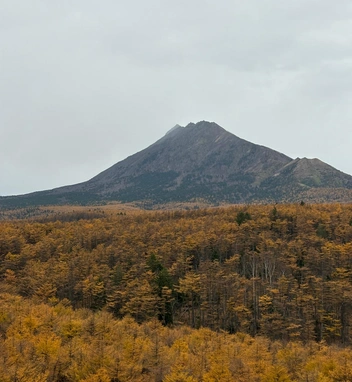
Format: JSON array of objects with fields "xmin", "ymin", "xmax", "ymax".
[{"xmin": 1, "ymin": 0, "xmax": 352, "ymax": 195}]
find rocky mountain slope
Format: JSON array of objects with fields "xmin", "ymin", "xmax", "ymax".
[{"xmin": 1, "ymin": 121, "xmax": 352, "ymax": 207}]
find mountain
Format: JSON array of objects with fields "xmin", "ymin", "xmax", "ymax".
[{"xmin": 1, "ymin": 121, "xmax": 352, "ymax": 208}]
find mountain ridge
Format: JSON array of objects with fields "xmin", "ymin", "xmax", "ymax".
[{"xmin": 1, "ymin": 121, "xmax": 352, "ymax": 208}]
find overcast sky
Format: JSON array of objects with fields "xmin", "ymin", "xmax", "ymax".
[{"xmin": 1, "ymin": 0, "xmax": 352, "ymax": 196}]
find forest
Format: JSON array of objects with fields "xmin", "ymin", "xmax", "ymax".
[{"xmin": 2, "ymin": 203, "xmax": 352, "ymax": 380}]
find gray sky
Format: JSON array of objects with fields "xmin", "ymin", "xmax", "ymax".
[{"xmin": 1, "ymin": 0, "xmax": 352, "ymax": 196}]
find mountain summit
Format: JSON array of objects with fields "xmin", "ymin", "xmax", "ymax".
[{"xmin": 2, "ymin": 121, "xmax": 352, "ymax": 207}]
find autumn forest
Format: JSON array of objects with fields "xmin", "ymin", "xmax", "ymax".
[{"xmin": 2, "ymin": 203, "xmax": 352, "ymax": 381}]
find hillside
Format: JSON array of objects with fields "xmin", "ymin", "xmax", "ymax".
[{"xmin": 1, "ymin": 121, "xmax": 352, "ymax": 208}]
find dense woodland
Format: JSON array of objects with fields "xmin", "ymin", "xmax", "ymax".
[{"xmin": 2, "ymin": 203, "xmax": 352, "ymax": 380}]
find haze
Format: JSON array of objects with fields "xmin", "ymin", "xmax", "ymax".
[{"xmin": 1, "ymin": 0, "xmax": 352, "ymax": 196}]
